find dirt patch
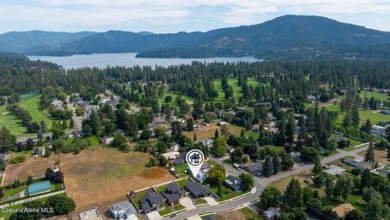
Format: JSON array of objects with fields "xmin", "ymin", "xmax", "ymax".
[
  {"xmin": 4, "ymin": 155, "xmax": 56, "ymax": 185},
  {"xmin": 183, "ymin": 123, "xmax": 243, "ymax": 140},
  {"xmin": 272, "ymin": 170, "xmax": 325, "ymax": 196},
  {"xmin": 358, "ymin": 149, "xmax": 388, "ymax": 165},
  {"xmin": 60, "ymin": 147, "xmax": 175, "ymax": 210},
  {"xmin": 218, "ymin": 210, "xmax": 245, "ymax": 220},
  {"xmin": 4, "ymin": 147, "xmax": 175, "ymax": 211}
]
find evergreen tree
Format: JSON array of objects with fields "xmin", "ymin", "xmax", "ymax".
[
  {"xmin": 214, "ymin": 129, "xmax": 219, "ymax": 138},
  {"xmin": 364, "ymin": 142, "xmax": 375, "ymax": 165},
  {"xmin": 325, "ymin": 175, "xmax": 334, "ymax": 197},
  {"xmin": 239, "ymin": 173, "xmax": 254, "ymax": 191},
  {"xmin": 69, "ymin": 119, "xmax": 75, "ymax": 129},
  {"xmin": 260, "ymin": 186, "xmax": 282, "ymax": 209},
  {"xmin": 361, "ymin": 119, "xmax": 372, "ymax": 133},
  {"xmin": 285, "ymin": 115, "xmax": 295, "ymax": 144},
  {"xmin": 272, "ymin": 155, "xmax": 281, "ymax": 175},
  {"xmin": 360, "ymin": 169, "xmax": 372, "ymax": 191},
  {"xmin": 186, "ymin": 119, "xmax": 194, "ymax": 131},
  {"xmin": 312, "ymin": 156, "xmax": 323, "ymax": 175},
  {"xmin": 40, "ymin": 120, "xmax": 47, "ymax": 133},
  {"xmin": 193, "ymin": 133, "xmax": 197, "ymax": 141},
  {"xmin": 263, "ymin": 156, "xmax": 274, "ymax": 177},
  {"xmin": 282, "ymin": 178, "xmax": 302, "ymax": 211},
  {"xmin": 351, "ymin": 103, "xmax": 360, "ymax": 128}
]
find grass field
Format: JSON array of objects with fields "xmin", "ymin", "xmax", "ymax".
[
  {"xmin": 360, "ymin": 91, "xmax": 390, "ymax": 102},
  {"xmin": 0, "ymin": 95, "xmax": 53, "ymax": 136},
  {"xmin": 320, "ymin": 104, "xmax": 390, "ymax": 127},
  {"xmin": 19, "ymin": 95, "xmax": 52, "ymax": 127},
  {"xmin": 213, "ymin": 78, "xmax": 243, "ymax": 103},
  {"xmin": 158, "ymin": 88, "xmax": 194, "ymax": 107},
  {"xmin": 0, "ymin": 105, "xmax": 26, "ymax": 136}
]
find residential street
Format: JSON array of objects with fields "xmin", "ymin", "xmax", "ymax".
[{"xmin": 169, "ymin": 145, "xmax": 369, "ymax": 220}]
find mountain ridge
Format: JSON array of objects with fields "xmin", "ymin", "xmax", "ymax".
[{"xmin": 1, "ymin": 15, "xmax": 390, "ymax": 59}]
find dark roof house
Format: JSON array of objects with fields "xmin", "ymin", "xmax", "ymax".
[
  {"xmin": 140, "ymin": 192, "xmax": 164, "ymax": 213},
  {"xmin": 184, "ymin": 182, "xmax": 210, "ymax": 198},
  {"xmin": 224, "ymin": 175, "xmax": 241, "ymax": 191},
  {"xmin": 343, "ymin": 158, "xmax": 370, "ymax": 170},
  {"xmin": 244, "ymin": 162, "xmax": 263, "ymax": 176},
  {"xmin": 162, "ymin": 182, "xmax": 185, "ymax": 206}
]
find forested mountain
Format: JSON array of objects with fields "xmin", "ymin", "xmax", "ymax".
[
  {"xmin": 0, "ymin": 31, "xmax": 96, "ymax": 55},
  {"xmin": 1, "ymin": 15, "xmax": 390, "ymax": 59}
]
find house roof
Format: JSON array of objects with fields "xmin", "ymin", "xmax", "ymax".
[
  {"xmin": 324, "ymin": 165, "xmax": 345, "ymax": 176},
  {"xmin": 245, "ymin": 162, "xmax": 262, "ymax": 173},
  {"xmin": 140, "ymin": 192, "xmax": 164, "ymax": 211},
  {"xmin": 224, "ymin": 175, "xmax": 241, "ymax": 190},
  {"xmin": 110, "ymin": 200, "xmax": 136, "ymax": 218},
  {"xmin": 79, "ymin": 208, "xmax": 102, "ymax": 220},
  {"xmin": 263, "ymin": 207, "xmax": 281, "ymax": 218},
  {"xmin": 162, "ymin": 183, "xmax": 184, "ymax": 204},
  {"xmin": 343, "ymin": 158, "xmax": 370, "ymax": 169},
  {"xmin": 185, "ymin": 182, "xmax": 209, "ymax": 197},
  {"xmin": 332, "ymin": 203, "xmax": 354, "ymax": 218}
]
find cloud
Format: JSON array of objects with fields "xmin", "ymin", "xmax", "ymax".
[{"xmin": 0, "ymin": 0, "xmax": 390, "ymax": 33}]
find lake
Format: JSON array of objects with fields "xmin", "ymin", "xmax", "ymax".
[{"xmin": 28, "ymin": 53, "xmax": 260, "ymax": 70}]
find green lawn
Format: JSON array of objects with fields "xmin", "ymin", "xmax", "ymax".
[
  {"xmin": 213, "ymin": 78, "xmax": 243, "ymax": 103},
  {"xmin": 157, "ymin": 88, "xmax": 194, "ymax": 107},
  {"xmin": 0, "ymin": 105, "xmax": 26, "ymax": 136},
  {"xmin": 195, "ymin": 198, "xmax": 208, "ymax": 205},
  {"xmin": 360, "ymin": 91, "xmax": 390, "ymax": 102},
  {"xmin": 323, "ymin": 192, "xmax": 365, "ymax": 211},
  {"xmin": 158, "ymin": 203, "xmax": 172, "ymax": 216},
  {"xmin": 132, "ymin": 191, "xmax": 149, "ymax": 209},
  {"xmin": 155, "ymin": 185, "xmax": 166, "ymax": 194},
  {"xmin": 19, "ymin": 95, "xmax": 52, "ymax": 127},
  {"xmin": 176, "ymin": 179, "xmax": 190, "ymax": 188},
  {"xmin": 0, "ymin": 192, "xmax": 66, "ymax": 220},
  {"xmin": 175, "ymin": 163, "xmax": 189, "ymax": 174},
  {"xmin": 174, "ymin": 204, "xmax": 186, "ymax": 211},
  {"xmin": 209, "ymin": 185, "xmax": 246, "ymax": 201},
  {"xmin": 320, "ymin": 104, "xmax": 390, "ymax": 128},
  {"xmin": 0, "ymin": 186, "xmax": 27, "ymax": 203}
]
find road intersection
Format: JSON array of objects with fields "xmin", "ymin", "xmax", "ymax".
[{"xmin": 169, "ymin": 144, "xmax": 369, "ymax": 220}]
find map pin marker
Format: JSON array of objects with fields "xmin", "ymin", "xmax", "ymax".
[{"xmin": 186, "ymin": 149, "xmax": 205, "ymax": 178}]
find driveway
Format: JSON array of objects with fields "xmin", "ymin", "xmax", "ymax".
[
  {"xmin": 180, "ymin": 197, "xmax": 196, "ymax": 210},
  {"xmin": 146, "ymin": 211, "xmax": 161, "ymax": 220},
  {"xmin": 203, "ymin": 197, "xmax": 219, "ymax": 206}
]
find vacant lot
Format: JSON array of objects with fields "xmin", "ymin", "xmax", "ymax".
[
  {"xmin": 183, "ymin": 123, "xmax": 243, "ymax": 140},
  {"xmin": 60, "ymin": 147, "xmax": 175, "ymax": 210},
  {"xmin": 4, "ymin": 154, "xmax": 55, "ymax": 185},
  {"xmin": 358, "ymin": 149, "xmax": 388, "ymax": 165},
  {"xmin": 4, "ymin": 147, "xmax": 175, "ymax": 210},
  {"xmin": 272, "ymin": 170, "xmax": 326, "ymax": 196}
]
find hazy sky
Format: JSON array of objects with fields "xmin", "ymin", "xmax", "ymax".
[{"xmin": 1, "ymin": 0, "xmax": 390, "ymax": 33}]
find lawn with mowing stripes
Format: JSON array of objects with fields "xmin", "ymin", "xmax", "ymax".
[
  {"xmin": 19, "ymin": 95, "xmax": 53, "ymax": 127},
  {"xmin": 0, "ymin": 105, "xmax": 26, "ymax": 136},
  {"xmin": 213, "ymin": 78, "xmax": 243, "ymax": 103}
]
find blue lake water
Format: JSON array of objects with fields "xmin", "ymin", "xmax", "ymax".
[{"xmin": 28, "ymin": 53, "xmax": 260, "ymax": 70}]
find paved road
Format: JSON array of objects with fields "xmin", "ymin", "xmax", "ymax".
[
  {"xmin": 170, "ymin": 145, "xmax": 369, "ymax": 220},
  {"xmin": 67, "ymin": 102, "xmax": 82, "ymax": 130}
]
